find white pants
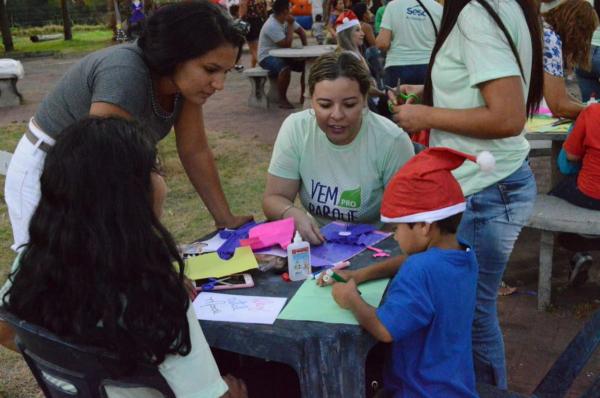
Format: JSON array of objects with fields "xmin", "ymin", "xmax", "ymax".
[{"xmin": 4, "ymin": 133, "xmax": 47, "ymax": 252}]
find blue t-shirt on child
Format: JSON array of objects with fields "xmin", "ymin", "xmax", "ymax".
[{"xmin": 376, "ymin": 243, "xmax": 479, "ymax": 398}]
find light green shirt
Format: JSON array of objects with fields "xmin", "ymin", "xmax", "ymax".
[
  {"xmin": 429, "ymin": 0, "xmax": 531, "ymax": 196},
  {"xmin": 592, "ymin": 29, "xmax": 600, "ymax": 47},
  {"xmin": 268, "ymin": 109, "xmax": 414, "ymax": 226},
  {"xmin": 380, "ymin": 0, "xmax": 442, "ymax": 67},
  {"xmin": 0, "ymin": 256, "xmax": 228, "ymax": 398}
]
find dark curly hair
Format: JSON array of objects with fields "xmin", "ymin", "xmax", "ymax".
[
  {"xmin": 3, "ymin": 117, "xmax": 191, "ymax": 367},
  {"xmin": 138, "ymin": 0, "xmax": 246, "ymax": 76},
  {"xmin": 543, "ymin": 0, "xmax": 599, "ymax": 71}
]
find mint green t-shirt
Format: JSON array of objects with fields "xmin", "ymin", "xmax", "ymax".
[
  {"xmin": 268, "ymin": 109, "xmax": 414, "ymax": 226},
  {"xmin": 380, "ymin": 0, "xmax": 442, "ymax": 67},
  {"xmin": 429, "ymin": 0, "xmax": 532, "ymax": 196},
  {"xmin": 592, "ymin": 29, "xmax": 600, "ymax": 47}
]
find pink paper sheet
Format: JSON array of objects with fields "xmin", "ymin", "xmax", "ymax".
[{"xmin": 239, "ymin": 217, "xmax": 295, "ymax": 250}]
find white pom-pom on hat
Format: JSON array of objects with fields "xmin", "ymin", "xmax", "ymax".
[
  {"xmin": 343, "ymin": 17, "xmax": 349, "ymax": 23},
  {"xmin": 476, "ymin": 151, "xmax": 495, "ymax": 173}
]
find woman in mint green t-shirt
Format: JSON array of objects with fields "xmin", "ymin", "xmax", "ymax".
[
  {"xmin": 263, "ymin": 52, "xmax": 414, "ymax": 245},
  {"xmin": 388, "ymin": 0, "xmax": 543, "ymax": 389}
]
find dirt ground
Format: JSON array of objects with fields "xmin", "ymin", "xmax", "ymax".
[{"xmin": 0, "ymin": 49, "xmax": 598, "ymax": 397}]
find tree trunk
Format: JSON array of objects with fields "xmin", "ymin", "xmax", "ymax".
[
  {"xmin": 61, "ymin": 0, "xmax": 72, "ymax": 41},
  {"xmin": 0, "ymin": 0, "xmax": 14, "ymax": 52}
]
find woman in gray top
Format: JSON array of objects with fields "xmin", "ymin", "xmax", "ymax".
[{"xmin": 4, "ymin": 1, "xmax": 252, "ymax": 252}]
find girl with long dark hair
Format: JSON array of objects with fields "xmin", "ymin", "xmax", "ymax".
[
  {"xmin": 1, "ymin": 117, "xmax": 247, "ymax": 398},
  {"xmin": 389, "ymin": 0, "xmax": 543, "ymax": 388},
  {"xmin": 4, "ymin": 0, "xmax": 252, "ymax": 254}
]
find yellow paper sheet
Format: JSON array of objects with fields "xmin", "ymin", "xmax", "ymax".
[
  {"xmin": 181, "ymin": 247, "xmax": 258, "ymax": 280},
  {"xmin": 526, "ymin": 115, "xmax": 572, "ymax": 133}
]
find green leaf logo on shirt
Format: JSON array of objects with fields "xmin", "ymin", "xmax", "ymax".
[{"xmin": 338, "ymin": 187, "xmax": 361, "ymax": 209}]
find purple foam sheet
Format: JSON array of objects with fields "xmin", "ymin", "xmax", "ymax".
[{"xmin": 311, "ymin": 222, "xmax": 391, "ymax": 267}]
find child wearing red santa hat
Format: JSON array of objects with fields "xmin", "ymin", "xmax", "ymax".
[{"xmin": 328, "ymin": 147, "xmax": 495, "ymax": 398}]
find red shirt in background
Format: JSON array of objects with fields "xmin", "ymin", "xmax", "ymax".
[{"xmin": 564, "ymin": 104, "xmax": 600, "ymax": 199}]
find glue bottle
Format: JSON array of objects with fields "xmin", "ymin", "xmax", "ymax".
[{"xmin": 287, "ymin": 231, "xmax": 311, "ymax": 281}]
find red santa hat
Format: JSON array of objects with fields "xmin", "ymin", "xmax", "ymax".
[
  {"xmin": 335, "ymin": 10, "xmax": 361, "ymax": 33},
  {"xmin": 380, "ymin": 147, "xmax": 495, "ymax": 224}
]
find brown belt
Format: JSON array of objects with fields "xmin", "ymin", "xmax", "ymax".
[{"xmin": 25, "ymin": 127, "xmax": 53, "ymax": 153}]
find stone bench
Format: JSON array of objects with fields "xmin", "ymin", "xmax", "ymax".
[
  {"xmin": 0, "ymin": 59, "xmax": 24, "ymax": 107},
  {"xmin": 243, "ymin": 67, "xmax": 281, "ymax": 109},
  {"xmin": 527, "ymin": 194, "xmax": 600, "ymax": 310}
]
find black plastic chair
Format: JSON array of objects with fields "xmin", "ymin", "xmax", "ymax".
[
  {"xmin": 0, "ymin": 307, "xmax": 175, "ymax": 398},
  {"xmin": 477, "ymin": 307, "xmax": 600, "ymax": 398}
]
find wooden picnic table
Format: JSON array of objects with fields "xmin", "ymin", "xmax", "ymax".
[{"xmin": 199, "ymin": 234, "xmax": 399, "ymax": 398}]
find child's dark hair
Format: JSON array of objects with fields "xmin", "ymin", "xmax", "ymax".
[
  {"xmin": 229, "ymin": 4, "xmax": 240, "ymax": 17},
  {"xmin": 4, "ymin": 117, "xmax": 190, "ymax": 369},
  {"xmin": 315, "ymin": 14, "xmax": 323, "ymax": 22},
  {"xmin": 407, "ymin": 213, "xmax": 463, "ymax": 235}
]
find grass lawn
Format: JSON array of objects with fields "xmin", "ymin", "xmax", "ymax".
[
  {"xmin": 0, "ymin": 125, "xmax": 272, "ymax": 397},
  {"xmin": 4, "ymin": 30, "xmax": 113, "ymax": 56}
]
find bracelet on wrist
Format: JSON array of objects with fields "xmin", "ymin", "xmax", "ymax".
[{"xmin": 280, "ymin": 204, "xmax": 296, "ymax": 219}]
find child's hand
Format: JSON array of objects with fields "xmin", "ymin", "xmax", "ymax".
[
  {"xmin": 332, "ymin": 278, "xmax": 360, "ymax": 309},
  {"xmin": 316, "ymin": 269, "xmax": 354, "ymax": 286}
]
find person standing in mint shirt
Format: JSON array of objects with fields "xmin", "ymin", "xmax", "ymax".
[
  {"xmin": 376, "ymin": 0, "xmax": 442, "ymax": 86},
  {"xmin": 389, "ymin": 0, "xmax": 544, "ymax": 388},
  {"xmin": 4, "ymin": 1, "xmax": 252, "ymax": 253}
]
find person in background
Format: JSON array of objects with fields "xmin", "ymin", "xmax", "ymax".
[
  {"xmin": 312, "ymin": 14, "xmax": 326, "ymax": 44},
  {"xmin": 322, "ymin": 148, "xmax": 481, "ymax": 398},
  {"xmin": 229, "ymin": 4, "xmax": 240, "ymax": 19},
  {"xmin": 326, "ymin": 0, "xmax": 346, "ymax": 43},
  {"xmin": 351, "ymin": 2, "xmax": 376, "ymax": 48},
  {"xmin": 549, "ymin": 104, "xmax": 600, "ymax": 286},
  {"xmin": 388, "ymin": 0, "xmax": 543, "ymax": 388},
  {"xmin": 376, "ymin": 0, "xmax": 442, "ymax": 87},
  {"xmin": 257, "ymin": 0, "xmax": 308, "ymax": 108},
  {"xmin": 240, "ymin": 0, "xmax": 268, "ymax": 67},
  {"xmin": 575, "ymin": 0, "xmax": 600, "ymax": 102},
  {"xmin": 262, "ymin": 51, "xmax": 413, "ymax": 244},
  {"xmin": 0, "ymin": 117, "xmax": 247, "ymax": 398},
  {"xmin": 4, "ymin": 1, "xmax": 252, "ymax": 254},
  {"xmin": 542, "ymin": 0, "xmax": 598, "ymax": 119},
  {"xmin": 373, "ymin": 0, "xmax": 388, "ymax": 34}
]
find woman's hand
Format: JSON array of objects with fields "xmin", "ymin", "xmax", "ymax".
[
  {"xmin": 399, "ymin": 84, "xmax": 424, "ymax": 104},
  {"xmin": 391, "ymin": 104, "xmax": 432, "ymax": 134},
  {"xmin": 289, "ymin": 208, "xmax": 325, "ymax": 245},
  {"xmin": 331, "ymin": 278, "xmax": 360, "ymax": 309},
  {"xmin": 221, "ymin": 375, "xmax": 248, "ymax": 398},
  {"xmin": 215, "ymin": 214, "xmax": 254, "ymax": 230}
]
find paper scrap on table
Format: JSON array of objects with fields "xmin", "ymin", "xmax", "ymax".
[
  {"xmin": 198, "ymin": 233, "xmax": 228, "ymax": 253},
  {"xmin": 526, "ymin": 115, "xmax": 572, "ymax": 133},
  {"xmin": 193, "ymin": 292, "xmax": 287, "ymax": 324},
  {"xmin": 278, "ymin": 278, "xmax": 389, "ymax": 325},
  {"xmin": 182, "ymin": 246, "xmax": 258, "ymax": 280}
]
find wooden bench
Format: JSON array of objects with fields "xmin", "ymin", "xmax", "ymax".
[
  {"xmin": 243, "ymin": 67, "xmax": 281, "ymax": 109},
  {"xmin": 527, "ymin": 194, "xmax": 600, "ymax": 311},
  {"xmin": 0, "ymin": 59, "xmax": 24, "ymax": 107}
]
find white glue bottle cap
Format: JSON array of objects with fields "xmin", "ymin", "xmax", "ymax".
[{"xmin": 293, "ymin": 231, "xmax": 303, "ymax": 243}]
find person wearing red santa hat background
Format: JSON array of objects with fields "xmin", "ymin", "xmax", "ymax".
[{"xmin": 326, "ymin": 147, "xmax": 494, "ymax": 398}]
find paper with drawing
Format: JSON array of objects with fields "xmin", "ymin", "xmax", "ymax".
[{"xmin": 193, "ymin": 292, "xmax": 287, "ymax": 324}]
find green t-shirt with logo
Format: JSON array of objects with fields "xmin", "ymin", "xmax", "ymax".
[
  {"xmin": 429, "ymin": 0, "xmax": 531, "ymax": 196},
  {"xmin": 380, "ymin": 0, "xmax": 442, "ymax": 67},
  {"xmin": 269, "ymin": 109, "xmax": 414, "ymax": 226}
]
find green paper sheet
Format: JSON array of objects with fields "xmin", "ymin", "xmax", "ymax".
[
  {"xmin": 278, "ymin": 278, "xmax": 390, "ymax": 325},
  {"xmin": 181, "ymin": 247, "xmax": 258, "ymax": 280}
]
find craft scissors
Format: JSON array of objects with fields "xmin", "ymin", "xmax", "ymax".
[{"xmin": 386, "ymin": 78, "xmax": 419, "ymax": 112}]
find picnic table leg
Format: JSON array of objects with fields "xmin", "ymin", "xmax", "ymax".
[
  {"xmin": 538, "ymin": 230, "xmax": 554, "ymax": 311},
  {"xmin": 550, "ymin": 140, "xmax": 564, "ymax": 187}
]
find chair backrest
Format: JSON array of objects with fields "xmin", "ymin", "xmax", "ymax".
[
  {"xmin": 0, "ymin": 307, "xmax": 175, "ymax": 398},
  {"xmin": 533, "ymin": 307, "xmax": 600, "ymax": 398}
]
